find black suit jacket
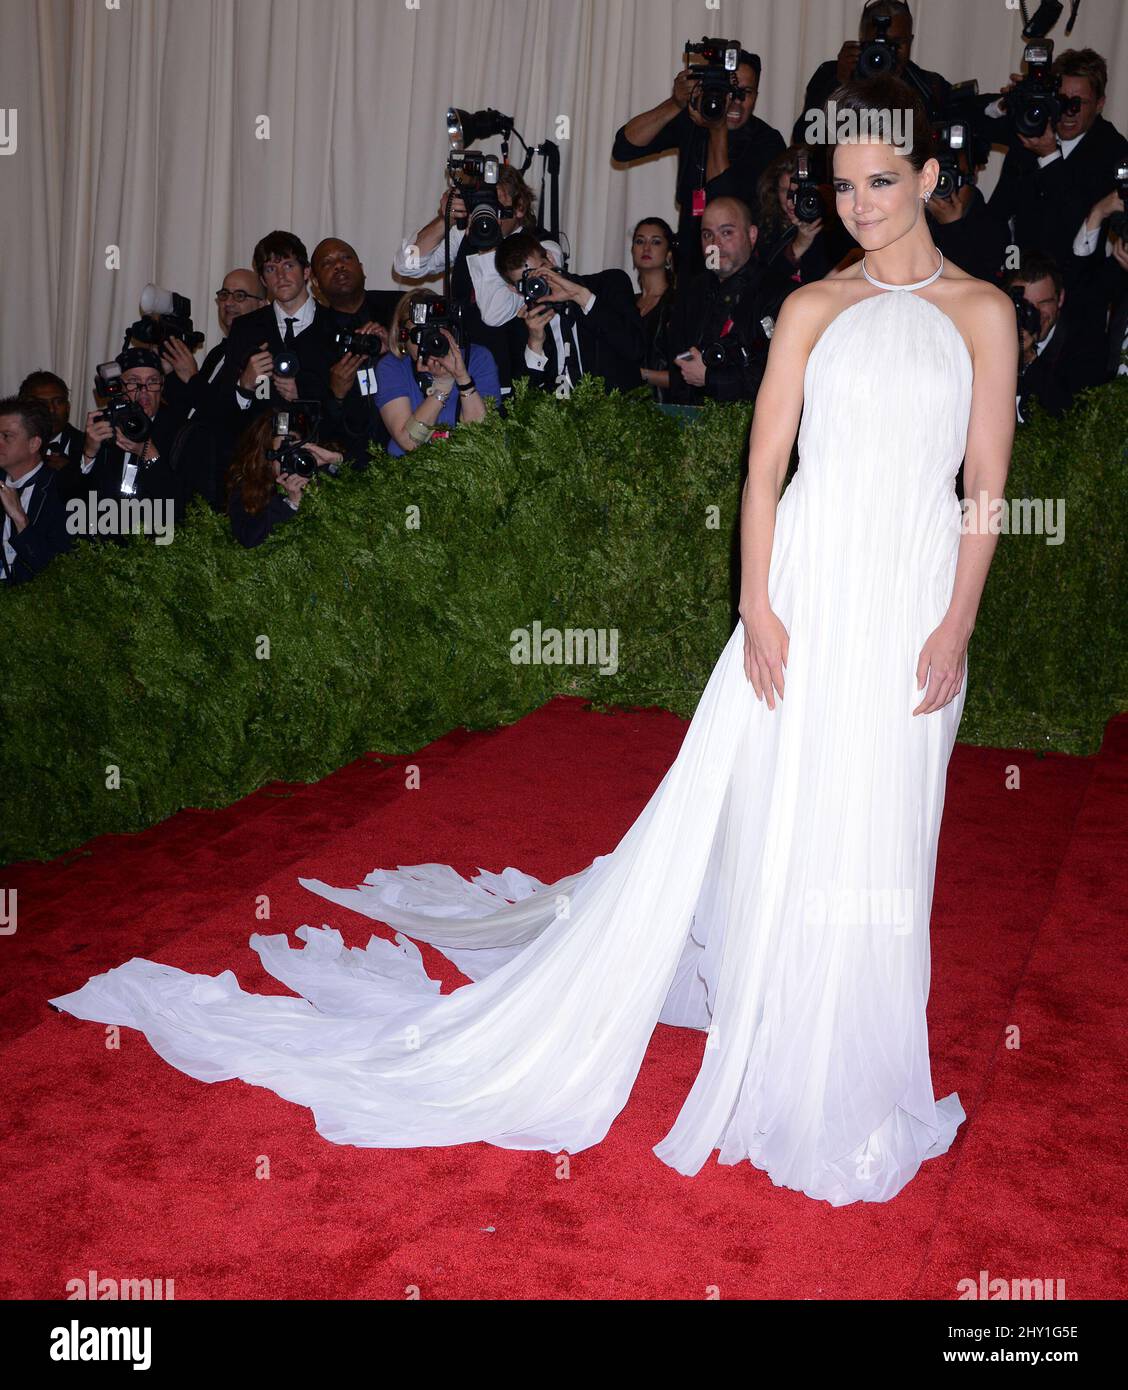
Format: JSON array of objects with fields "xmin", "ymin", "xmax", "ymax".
[
  {"xmin": 216, "ymin": 301, "xmax": 336, "ymax": 434},
  {"xmin": 928, "ymin": 187, "xmax": 1012, "ymax": 284},
  {"xmin": 315, "ymin": 289, "xmax": 393, "ymax": 465},
  {"xmin": 988, "ymin": 116, "xmax": 1128, "ymax": 282},
  {"xmin": 667, "ymin": 258, "xmax": 798, "ymax": 405},
  {"xmin": 507, "ymin": 269, "xmax": 645, "ymax": 395},
  {"xmin": 1018, "ymin": 309, "xmax": 1108, "ymax": 421},
  {"xmin": 1, "ymin": 464, "xmax": 73, "ymax": 585}
]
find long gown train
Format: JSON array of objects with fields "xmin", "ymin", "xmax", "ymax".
[{"xmin": 51, "ymin": 279, "xmax": 972, "ymax": 1206}]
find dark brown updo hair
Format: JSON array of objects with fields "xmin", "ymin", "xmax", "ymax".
[{"xmin": 824, "ymin": 74, "xmax": 935, "ymax": 175}]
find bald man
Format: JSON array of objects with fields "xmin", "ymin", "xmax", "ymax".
[
  {"xmin": 310, "ymin": 237, "xmax": 393, "ymax": 465},
  {"xmin": 667, "ymin": 195, "xmax": 797, "ymax": 406}
]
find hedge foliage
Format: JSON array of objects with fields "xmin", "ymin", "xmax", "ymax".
[{"xmin": 2, "ymin": 373, "xmax": 1125, "ymax": 864}]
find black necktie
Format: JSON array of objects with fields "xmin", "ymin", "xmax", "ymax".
[{"xmin": 283, "ymin": 317, "xmax": 297, "ymax": 347}]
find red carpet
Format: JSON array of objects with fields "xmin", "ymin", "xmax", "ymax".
[{"xmin": 2, "ymin": 700, "xmax": 1124, "ymax": 1300}]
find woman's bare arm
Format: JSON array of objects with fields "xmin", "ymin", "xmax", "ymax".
[{"xmin": 946, "ymin": 288, "xmax": 1018, "ymax": 641}]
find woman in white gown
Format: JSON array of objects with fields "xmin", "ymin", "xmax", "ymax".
[{"xmin": 51, "ymin": 80, "xmax": 1017, "ymax": 1207}]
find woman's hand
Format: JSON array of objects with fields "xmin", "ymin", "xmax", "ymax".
[
  {"xmin": 421, "ymin": 329, "xmax": 464, "ymax": 389},
  {"xmin": 740, "ymin": 602, "xmax": 789, "ymax": 708},
  {"xmin": 913, "ymin": 618, "xmax": 969, "ymax": 716},
  {"xmin": 278, "ymin": 470, "xmax": 311, "ymax": 507},
  {"xmin": 303, "ymin": 443, "xmax": 343, "ymax": 469}
]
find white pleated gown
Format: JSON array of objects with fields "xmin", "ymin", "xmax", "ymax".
[{"xmin": 51, "ymin": 277, "xmax": 972, "ymax": 1206}]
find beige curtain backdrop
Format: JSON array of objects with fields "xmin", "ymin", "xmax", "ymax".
[{"xmin": 1, "ymin": 0, "xmax": 1126, "ymax": 415}]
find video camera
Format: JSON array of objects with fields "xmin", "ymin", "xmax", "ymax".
[
  {"xmin": 266, "ymin": 402, "xmax": 336, "ymax": 479},
  {"xmin": 407, "ymin": 298, "xmax": 456, "ymax": 362},
  {"xmin": 684, "ymin": 38, "xmax": 746, "ymax": 123},
  {"xmin": 1008, "ymin": 40, "xmax": 1077, "ymax": 139},
  {"xmin": 447, "ymin": 150, "xmax": 503, "ymax": 251},
  {"xmin": 92, "ymin": 361, "xmax": 153, "ymax": 445},
  {"xmin": 123, "ymin": 284, "xmax": 205, "ymax": 354}
]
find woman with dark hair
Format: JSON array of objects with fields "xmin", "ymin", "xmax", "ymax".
[
  {"xmin": 225, "ymin": 412, "xmax": 342, "ymax": 548},
  {"xmin": 54, "ymin": 78, "xmax": 1018, "ymax": 1208},
  {"xmin": 630, "ymin": 217, "xmax": 678, "ymax": 401}
]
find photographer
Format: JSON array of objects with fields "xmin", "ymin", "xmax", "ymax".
[
  {"xmin": 156, "ymin": 267, "xmax": 266, "ymax": 512},
  {"xmin": 225, "ymin": 411, "xmax": 343, "ymax": 549},
  {"xmin": 1070, "ymin": 188, "xmax": 1128, "ymax": 378},
  {"xmin": 1003, "ymin": 252, "xmax": 1107, "ymax": 423},
  {"xmin": 497, "ymin": 233, "xmax": 645, "ymax": 396},
  {"xmin": 0, "ymin": 396, "xmax": 72, "ymax": 586},
  {"xmin": 77, "ymin": 348, "xmax": 185, "ymax": 526},
  {"xmin": 988, "ymin": 49, "xmax": 1128, "ymax": 288},
  {"xmin": 217, "ymin": 231, "xmax": 335, "ymax": 428},
  {"xmin": 754, "ymin": 148, "xmax": 844, "ymax": 285},
  {"xmin": 612, "ymin": 43, "xmax": 784, "ymax": 282},
  {"xmin": 311, "ymin": 237, "xmax": 392, "ymax": 465},
  {"xmin": 17, "ymin": 371, "xmax": 84, "ymax": 470},
  {"xmin": 393, "ymin": 167, "xmax": 563, "ymax": 394},
  {"xmin": 792, "ymin": 2, "xmax": 952, "ymax": 176},
  {"xmin": 376, "ymin": 289, "xmax": 498, "ymax": 456},
  {"xmin": 667, "ymin": 196, "xmax": 797, "ymax": 407},
  {"xmin": 925, "ymin": 128, "xmax": 1010, "ymax": 284}
]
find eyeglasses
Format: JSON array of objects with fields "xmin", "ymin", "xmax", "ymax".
[
  {"xmin": 215, "ymin": 289, "xmax": 265, "ymax": 303},
  {"xmin": 121, "ymin": 381, "xmax": 163, "ymax": 396}
]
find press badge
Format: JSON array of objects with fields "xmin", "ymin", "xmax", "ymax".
[{"xmin": 692, "ymin": 188, "xmax": 707, "ymax": 217}]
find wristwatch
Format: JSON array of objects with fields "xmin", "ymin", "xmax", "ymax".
[{"xmin": 427, "ymin": 384, "xmax": 451, "ymax": 404}]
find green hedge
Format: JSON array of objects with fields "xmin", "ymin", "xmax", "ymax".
[{"xmin": 3, "ymin": 374, "xmax": 1125, "ymax": 864}]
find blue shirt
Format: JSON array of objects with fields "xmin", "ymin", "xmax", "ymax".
[{"xmin": 375, "ymin": 344, "xmax": 500, "ymax": 456}]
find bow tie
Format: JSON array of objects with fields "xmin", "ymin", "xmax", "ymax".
[{"xmin": 3, "ymin": 474, "xmax": 37, "ymax": 494}]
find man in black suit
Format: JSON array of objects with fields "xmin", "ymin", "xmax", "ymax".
[
  {"xmin": 792, "ymin": 1, "xmax": 952, "ymax": 177},
  {"xmin": 495, "ymin": 233, "xmax": 644, "ymax": 396},
  {"xmin": 74, "ymin": 349, "xmax": 186, "ymax": 535},
  {"xmin": 310, "ymin": 237, "xmax": 392, "ymax": 464},
  {"xmin": 215, "ymin": 231, "xmax": 336, "ymax": 437},
  {"xmin": 0, "ymin": 396, "xmax": 73, "ymax": 586},
  {"xmin": 1003, "ymin": 254, "xmax": 1108, "ymax": 423},
  {"xmin": 612, "ymin": 44, "xmax": 784, "ymax": 282},
  {"xmin": 667, "ymin": 196, "xmax": 797, "ymax": 406},
  {"xmin": 988, "ymin": 49, "xmax": 1128, "ymax": 290},
  {"xmin": 17, "ymin": 371, "xmax": 84, "ymax": 467},
  {"xmin": 155, "ymin": 267, "xmax": 266, "ymax": 510}
]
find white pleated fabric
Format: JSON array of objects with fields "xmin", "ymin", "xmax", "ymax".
[{"xmin": 51, "ymin": 286, "xmax": 971, "ymax": 1205}]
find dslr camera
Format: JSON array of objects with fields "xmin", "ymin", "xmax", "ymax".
[
  {"xmin": 123, "ymin": 284, "xmax": 205, "ymax": 353},
  {"xmin": 266, "ymin": 403, "xmax": 337, "ymax": 479},
  {"xmin": 334, "ymin": 328, "xmax": 384, "ymax": 359},
  {"xmin": 518, "ymin": 269, "xmax": 552, "ymax": 307},
  {"xmin": 448, "ymin": 150, "xmax": 503, "ymax": 251},
  {"xmin": 1009, "ymin": 287, "xmax": 1042, "ymax": 342},
  {"xmin": 931, "ymin": 122, "xmax": 975, "ymax": 199},
  {"xmin": 791, "ymin": 149, "xmax": 825, "ymax": 224},
  {"xmin": 855, "ymin": 12, "xmax": 901, "ymax": 79},
  {"xmin": 1009, "ymin": 41, "xmax": 1077, "ymax": 139},
  {"xmin": 684, "ymin": 38, "xmax": 745, "ymax": 123},
  {"xmin": 93, "ymin": 361, "xmax": 153, "ymax": 444},
  {"xmin": 701, "ymin": 339, "xmax": 752, "ymax": 372},
  {"xmin": 407, "ymin": 298, "xmax": 456, "ymax": 361},
  {"xmin": 1108, "ymin": 160, "xmax": 1128, "ymax": 241}
]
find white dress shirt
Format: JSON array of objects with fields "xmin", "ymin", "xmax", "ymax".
[{"xmin": 524, "ymin": 293, "xmax": 597, "ymax": 384}]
